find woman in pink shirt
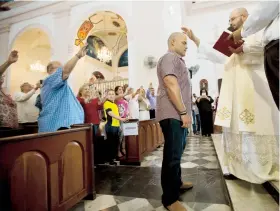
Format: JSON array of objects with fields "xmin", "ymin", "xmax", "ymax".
[{"xmin": 114, "ymin": 85, "xmax": 129, "ymax": 158}]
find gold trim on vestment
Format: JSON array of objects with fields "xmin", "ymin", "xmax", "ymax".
[
  {"xmin": 217, "ymin": 107, "xmax": 231, "ymax": 120},
  {"xmin": 239, "ymin": 109, "xmax": 255, "ymax": 125}
]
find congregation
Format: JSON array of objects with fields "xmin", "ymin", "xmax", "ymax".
[{"xmin": 0, "ymin": 1, "xmax": 279, "ymax": 211}]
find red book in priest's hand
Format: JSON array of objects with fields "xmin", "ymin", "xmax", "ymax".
[{"xmin": 213, "ymin": 31, "xmax": 243, "ymax": 57}]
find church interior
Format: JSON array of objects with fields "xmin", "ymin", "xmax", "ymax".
[{"xmin": 0, "ymin": 1, "xmax": 279, "ymax": 211}]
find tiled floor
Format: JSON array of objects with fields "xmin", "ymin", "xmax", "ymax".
[
  {"xmin": 212, "ymin": 134, "xmax": 279, "ymax": 211},
  {"xmin": 141, "ymin": 137, "xmax": 219, "ymax": 169},
  {"xmin": 69, "ymin": 136, "xmax": 232, "ymax": 211}
]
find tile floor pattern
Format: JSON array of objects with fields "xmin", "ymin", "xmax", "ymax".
[
  {"xmin": 69, "ymin": 136, "xmax": 232, "ymax": 211},
  {"xmin": 141, "ymin": 136, "xmax": 219, "ymax": 169}
]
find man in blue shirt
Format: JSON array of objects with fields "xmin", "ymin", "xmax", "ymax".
[
  {"xmin": 146, "ymin": 83, "xmax": 156, "ymax": 119},
  {"xmin": 38, "ymin": 46, "xmax": 87, "ymax": 132}
]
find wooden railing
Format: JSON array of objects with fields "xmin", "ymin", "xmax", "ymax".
[{"xmin": 89, "ymin": 78, "xmax": 128, "ymax": 96}]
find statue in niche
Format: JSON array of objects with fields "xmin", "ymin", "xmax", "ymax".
[{"xmin": 200, "ymin": 79, "xmax": 208, "ymax": 91}]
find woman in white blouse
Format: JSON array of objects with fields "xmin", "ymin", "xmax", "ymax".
[
  {"xmin": 138, "ymin": 88, "xmax": 151, "ymax": 121},
  {"xmin": 125, "ymin": 88, "xmax": 140, "ymax": 120}
]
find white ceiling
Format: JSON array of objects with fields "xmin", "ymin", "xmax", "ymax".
[
  {"xmin": 185, "ymin": 1, "xmax": 256, "ymax": 15},
  {"xmin": 0, "ymin": 1, "xmax": 257, "ymax": 28}
]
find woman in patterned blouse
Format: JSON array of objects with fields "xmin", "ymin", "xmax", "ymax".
[{"xmin": 0, "ymin": 51, "xmax": 19, "ymax": 129}]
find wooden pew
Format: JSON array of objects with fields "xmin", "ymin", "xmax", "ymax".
[
  {"xmin": 0, "ymin": 127, "xmax": 25, "ymax": 138},
  {"xmin": 0, "ymin": 123, "xmax": 38, "ymax": 138},
  {"xmin": 0, "ymin": 125, "xmax": 95, "ymax": 211},
  {"xmin": 121, "ymin": 119, "xmax": 164, "ymax": 165}
]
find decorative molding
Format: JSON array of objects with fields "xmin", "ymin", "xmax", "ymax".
[
  {"xmin": 1, "ymin": 1, "xmax": 32, "ymax": 10},
  {"xmin": 189, "ymin": 1, "xmax": 254, "ymax": 15},
  {"xmin": 0, "ymin": 24, "xmax": 10, "ymax": 34},
  {"xmin": 0, "ymin": 1, "xmax": 81, "ymax": 28},
  {"xmin": 53, "ymin": 8, "xmax": 71, "ymax": 19}
]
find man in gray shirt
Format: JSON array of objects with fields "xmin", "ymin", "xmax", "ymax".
[{"xmin": 156, "ymin": 32, "xmax": 192, "ymax": 211}]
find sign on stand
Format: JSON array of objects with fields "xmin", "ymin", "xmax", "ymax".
[{"xmin": 123, "ymin": 120, "xmax": 139, "ymax": 136}]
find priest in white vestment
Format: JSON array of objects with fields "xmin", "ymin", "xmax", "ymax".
[{"xmin": 182, "ymin": 8, "xmax": 279, "ymax": 184}]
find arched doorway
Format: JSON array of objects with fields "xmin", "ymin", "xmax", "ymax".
[
  {"xmin": 73, "ymin": 11, "xmax": 128, "ymax": 94},
  {"xmin": 9, "ymin": 28, "xmax": 51, "ymax": 95}
]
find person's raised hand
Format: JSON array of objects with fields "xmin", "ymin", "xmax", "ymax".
[
  {"xmin": 77, "ymin": 45, "xmax": 88, "ymax": 59},
  {"xmin": 35, "ymin": 81, "xmax": 41, "ymax": 90},
  {"xmin": 181, "ymin": 27, "xmax": 200, "ymax": 47},
  {"xmin": 227, "ymin": 27, "xmax": 243, "ymax": 44},
  {"xmin": 8, "ymin": 50, "xmax": 18, "ymax": 64},
  {"xmin": 181, "ymin": 27, "xmax": 195, "ymax": 41}
]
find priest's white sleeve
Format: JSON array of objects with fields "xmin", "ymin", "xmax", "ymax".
[
  {"xmin": 197, "ymin": 42, "xmax": 226, "ymax": 64},
  {"xmin": 243, "ymin": 33, "xmax": 264, "ymax": 55},
  {"xmin": 242, "ymin": 32, "xmax": 265, "ymax": 65},
  {"xmin": 241, "ymin": 1, "xmax": 279, "ymax": 38}
]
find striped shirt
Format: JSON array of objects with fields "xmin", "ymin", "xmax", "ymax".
[
  {"xmin": 38, "ymin": 68, "xmax": 84, "ymax": 132},
  {"xmin": 156, "ymin": 52, "xmax": 192, "ymax": 122}
]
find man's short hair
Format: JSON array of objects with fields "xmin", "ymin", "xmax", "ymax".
[{"xmin": 46, "ymin": 62, "xmax": 53, "ymax": 73}]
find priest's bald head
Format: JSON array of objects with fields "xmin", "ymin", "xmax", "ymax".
[
  {"xmin": 168, "ymin": 32, "xmax": 187, "ymax": 57},
  {"xmin": 229, "ymin": 8, "xmax": 249, "ymax": 30}
]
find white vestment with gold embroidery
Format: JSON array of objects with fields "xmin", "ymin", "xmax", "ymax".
[{"xmin": 197, "ymin": 31, "xmax": 279, "ymax": 183}]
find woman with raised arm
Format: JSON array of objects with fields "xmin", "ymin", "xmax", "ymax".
[{"xmin": 0, "ymin": 51, "xmax": 19, "ymax": 130}]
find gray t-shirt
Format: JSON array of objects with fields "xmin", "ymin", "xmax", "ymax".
[{"xmin": 156, "ymin": 52, "xmax": 192, "ymax": 122}]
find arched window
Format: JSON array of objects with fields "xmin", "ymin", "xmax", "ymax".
[{"xmin": 118, "ymin": 49, "xmax": 128, "ymax": 67}]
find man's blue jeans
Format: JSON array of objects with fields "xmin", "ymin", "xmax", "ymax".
[
  {"xmin": 160, "ymin": 118, "xmax": 187, "ymax": 207},
  {"xmin": 192, "ymin": 110, "xmax": 197, "ymax": 134}
]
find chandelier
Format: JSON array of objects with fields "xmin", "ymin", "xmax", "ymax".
[
  {"xmin": 30, "ymin": 60, "xmax": 46, "ymax": 73},
  {"xmin": 97, "ymin": 46, "xmax": 112, "ymax": 63}
]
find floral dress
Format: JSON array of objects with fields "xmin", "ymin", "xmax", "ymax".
[{"xmin": 0, "ymin": 90, "xmax": 19, "ymax": 128}]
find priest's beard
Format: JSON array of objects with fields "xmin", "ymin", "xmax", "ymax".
[{"xmin": 232, "ymin": 19, "xmax": 244, "ymax": 31}]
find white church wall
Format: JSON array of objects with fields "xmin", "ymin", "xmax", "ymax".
[
  {"xmin": 9, "ymin": 14, "xmax": 54, "ymax": 49},
  {"xmin": 4, "ymin": 1, "xmax": 184, "ymax": 94},
  {"xmin": 127, "ymin": 1, "xmax": 183, "ymax": 90},
  {"xmin": 4, "ymin": 14, "xmax": 54, "ymax": 93},
  {"xmin": 3, "ymin": 1, "xmax": 261, "ymax": 96}
]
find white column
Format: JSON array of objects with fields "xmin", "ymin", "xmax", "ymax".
[
  {"xmin": 52, "ymin": 8, "xmax": 75, "ymax": 88},
  {"xmin": 52, "ymin": 9, "xmax": 71, "ymax": 62},
  {"xmin": 128, "ymin": 1, "xmax": 183, "ymax": 90},
  {"xmin": 0, "ymin": 25, "xmax": 11, "ymax": 93}
]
